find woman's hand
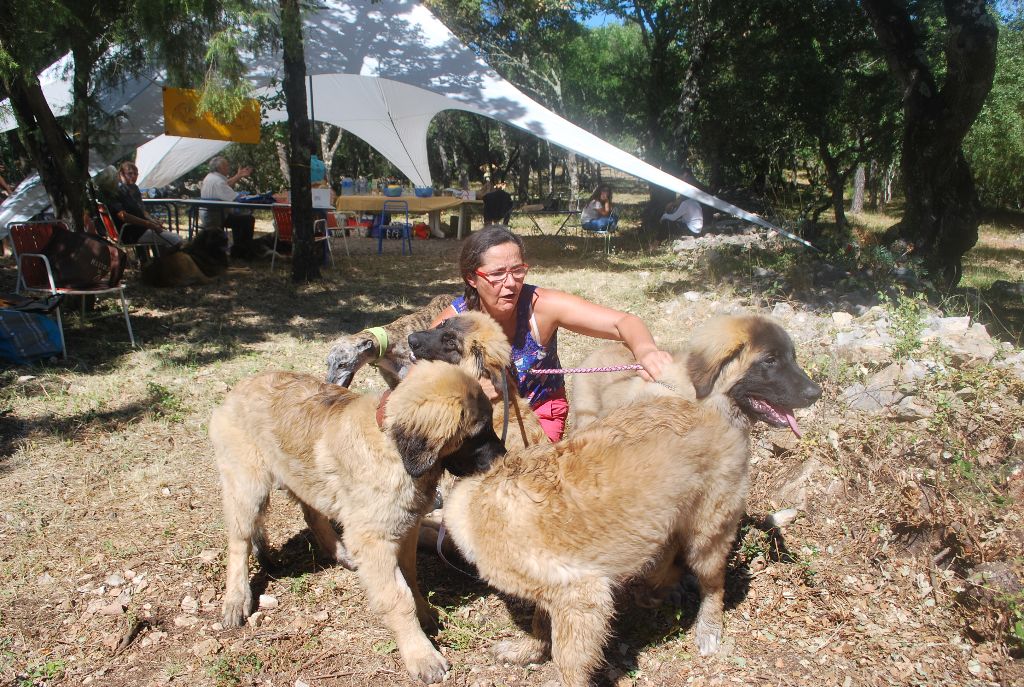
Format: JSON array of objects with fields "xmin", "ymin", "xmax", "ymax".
[{"xmin": 636, "ymin": 348, "xmax": 673, "ymax": 382}]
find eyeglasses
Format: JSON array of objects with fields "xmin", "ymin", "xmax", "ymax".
[{"xmin": 473, "ymin": 263, "xmax": 529, "ymax": 285}]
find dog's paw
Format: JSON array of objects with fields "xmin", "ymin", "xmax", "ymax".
[
  {"xmin": 404, "ymin": 645, "xmax": 448, "ymax": 684},
  {"xmin": 491, "ymin": 636, "xmax": 549, "ymax": 665},
  {"xmin": 694, "ymin": 617, "xmax": 722, "ymax": 656},
  {"xmin": 332, "ymin": 544, "xmax": 357, "ymax": 571},
  {"xmin": 222, "ymin": 597, "xmax": 251, "ymax": 628}
]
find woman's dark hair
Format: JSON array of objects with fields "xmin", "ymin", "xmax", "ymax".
[
  {"xmin": 458, "ymin": 226, "xmax": 525, "ymax": 311},
  {"xmin": 588, "ymin": 185, "xmax": 613, "ymax": 203}
]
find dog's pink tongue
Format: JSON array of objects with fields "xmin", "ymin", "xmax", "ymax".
[{"xmin": 784, "ymin": 410, "xmax": 802, "ymax": 438}]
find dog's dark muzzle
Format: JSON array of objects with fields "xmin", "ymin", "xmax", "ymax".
[{"xmin": 444, "ymin": 425, "xmax": 506, "ymax": 477}]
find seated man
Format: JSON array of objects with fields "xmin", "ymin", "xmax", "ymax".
[
  {"xmin": 108, "ymin": 161, "xmax": 184, "ymax": 250},
  {"xmin": 482, "ymin": 180, "xmax": 514, "ymax": 225},
  {"xmin": 199, "ymin": 155, "xmax": 256, "ymax": 258},
  {"xmin": 661, "ymin": 196, "xmax": 704, "ymax": 235}
]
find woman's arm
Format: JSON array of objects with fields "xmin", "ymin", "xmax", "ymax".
[{"xmin": 533, "ymin": 288, "xmax": 671, "ymax": 381}]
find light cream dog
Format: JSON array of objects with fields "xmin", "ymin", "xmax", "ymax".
[
  {"xmin": 209, "ymin": 360, "xmax": 505, "ymax": 684},
  {"xmin": 443, "ymin": 315, "xmax": 821, "ymax": 687}
]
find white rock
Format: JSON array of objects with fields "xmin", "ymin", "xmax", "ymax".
[
  {"xmin": 258, "ymin": 594, "xmax": 278, "ymax": 610},
  {"xmin": 180, "ymin": 595, "xmax": 199, "ymax": 613},
  {"xmin": 683, "ymin": 291, "xmax": 701, "ymax": 302},
  {"xmin": 831, "ymin": 312, "xmax": 854, "ymax": 327},
  {"xmin": 199, "ymin": 549, "xmax": 220, "ymax": 564},
  {"xmin": 174, "ymin": 615, "xmax": 199, "ymax": 628},
  {"xmin": 296, "ymin": 681, "xmax": 310, "ymax": 687},
  {"xmin": 247, "ymin": 611, "xmax": 264, "ymax": 627},
  {"xmin": 192, "ymin": 637, "xmax": 221, "ymax": 658},
  {"xmin": 765, "ymin": 508, "xmax": 799, "ymax": 529},
  {"xmin": 104, "ymin": 574, "xmax": 125, "ymax": 587}
]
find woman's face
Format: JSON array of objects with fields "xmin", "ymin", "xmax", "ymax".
[{"xmin": 466, "ymin": 241, "xmax": 526, "ymax": 318}]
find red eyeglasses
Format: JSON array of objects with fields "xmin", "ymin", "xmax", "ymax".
[{"xmin": 473, "ymin": 263, "xmax": 529, "ymax": 285}]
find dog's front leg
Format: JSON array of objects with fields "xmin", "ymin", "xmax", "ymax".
[
  {"xmin": 222, "ymin": 533, "xmax": 254, "ymax": 627},
  {"xmin": 351, "ymin": 536, "xmax": 448, "ymax": 684},
  {"xmin": 549, "ymin": 579, "xmax": 614, "ymax": 687}
]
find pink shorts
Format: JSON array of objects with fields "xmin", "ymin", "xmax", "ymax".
[{"xmin": 532, "ymin": 390, "xmax": 569, "ymax": 442}]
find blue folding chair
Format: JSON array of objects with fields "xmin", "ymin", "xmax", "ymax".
[{"xmin": 377, "ymin": 200, "xmax": 412, "ymax": 255}]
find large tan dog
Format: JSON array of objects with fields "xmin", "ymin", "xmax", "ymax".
[
  {"xmin": 325, "ymin": 294, "xmax": 455, "ymax": 388},
  {"xmin": 407, "ymin": 311, "xmax": 548, "ymax": 450},
  {"xmin": 443, "ymin": 315, "xmax": 821, "ymax": 687},
  {"xmin": 140, "ymin": 228, "xmax": 229, "ymax": 288},
  {"xmin": 209, "ymin": 360, "xmax": 505, "ymax": 684}
]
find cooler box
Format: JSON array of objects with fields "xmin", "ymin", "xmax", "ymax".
[{"xmin": 312, "ymin": 188, "xmax": 332, "ymax": 207}]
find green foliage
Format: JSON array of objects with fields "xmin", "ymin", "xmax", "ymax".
[
  {"xmin": 964, "ymin": 14, "xmax": 1024, "ymax": 209},
  {"xmin": 146, "ymin": 382, "xmax": 185, "ymax": 422},
  {"xmin": 206, "ymin": 653, "xmax": 263, "ymax": 687},
  {"xmin": 18, "ymin": 658, "xmax": 65, "ymax": 687},
  {"xmin": 1009, "ymin": 593, "xmax": 1024, "ymax": 651},
  {"xmin": 881, "ymin": 290, "xmax": 926, "ymax": 360}
]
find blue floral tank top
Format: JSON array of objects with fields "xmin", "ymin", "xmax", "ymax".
[{"xmin": 452, "ymin": 284, "xmax": 565, "ymax": 406}]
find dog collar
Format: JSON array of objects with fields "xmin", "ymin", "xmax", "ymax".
[
  {"xmin": 364, "ymin": 327, "xmax": 389, "ymax": 363},
  {"xmin": 375, "ymin": 389, "xmax": 392, "ymax": 429}
]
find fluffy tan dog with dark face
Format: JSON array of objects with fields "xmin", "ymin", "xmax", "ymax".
[
  {"xmin": 408, "ymin": 311, "xmax": 548, "ymax": 450},
  {"xmin": 209, "ymin": 360, "xmax": 505, "ymax": 684},
  {"xmin": 443, "ymin": 315, "xmax": 821, "ymax": 687}
]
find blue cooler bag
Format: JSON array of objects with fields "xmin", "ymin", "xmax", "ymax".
[{"xmin": 0, "ymin": 309, "xmax": 62, "ymax": 364}]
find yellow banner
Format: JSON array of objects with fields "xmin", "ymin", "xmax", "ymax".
[{"xmin": 163, "ymin": 87, "xmax": 261, "ymax": 144}]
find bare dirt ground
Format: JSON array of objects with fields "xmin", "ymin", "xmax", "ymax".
[{"xmin": 1, "ymin": 210, "xmax": 1023, "ymax": 687}]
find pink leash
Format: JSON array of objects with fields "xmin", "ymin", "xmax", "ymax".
[{"xmin": 530, "ymin": 363, "xmax": 643, "ymax": 375}]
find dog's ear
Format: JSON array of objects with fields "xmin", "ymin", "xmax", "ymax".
[
  {"xmin": 471, "ymin": 340, "xmax": 489, "ymax": 379},
  {"xmin": 390, "ymin": 425, "xmax": 443, "ymax": 478},
  {"xmin": 686, "ymin": 319, "xmax": 747, "ymax": 399},
  {"xmin": 385, "ymin": 360, "xmax": 468, "ymax": 477}
]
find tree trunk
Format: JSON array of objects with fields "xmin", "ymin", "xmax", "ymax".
[
  {"xmin": 566, "ymin": 154, "xmax": 579, "ymax": 207},
  {"xmin": 5, "ymin": 74, "xmax": 89, "ymax": 230},
  {"xmin": 863, "ymin": 0, "xmax": 998, "ymax": 286},
  {"xmin": 851, "ymin": 164, "xmax": 866, "ymax": 213},
  {"xmin": 275, "ymin": 141, "xmax": 290, "ymax": 184},
  {"xmin": 281, "ymin": 0, "xmax": 320, "ymax": 283},
  {"xmin": 868, "ymin": 159, "xmax": 879, "ymax": 209}
]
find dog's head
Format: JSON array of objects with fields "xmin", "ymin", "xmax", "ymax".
[
  {"xmin": 384, "ymin": 360, "xmax": 506, "ymax": 478},
  {"xmin": 325, "ymin": 334, "xmax": 381, "ymax": 387},
  {"xmin": 406, "ymin": 312, "xmax": 512, "ymax": 386},
  {"xmin": 686, "ymin": 315, "xmax": 821, "ymax": 435},
  {"xmin": 189, "ymin": 228, "xmax": 229, "ymax": 257}
]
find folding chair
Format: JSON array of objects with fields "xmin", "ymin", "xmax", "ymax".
[
  {"xmin": 9, "ymin": 221, "xmax": 135, "ymax": 357},
  {"xmin": 96, "ymin": 202, "xmax": 161, "ymax": 262},
  {"xmin": 270, "ymin": 205, "xmax": 334, "ymax": 272},
  {"xmin": 324, "ymin": 210, "xmax": 352, "ymax": 258},
  {"xmin": 377, "ymin": 200, "xmax": 412, "ymax": 255},
  {"xmin": 581, "ymin": 216, "xmax": 618, "ymax": 255}
]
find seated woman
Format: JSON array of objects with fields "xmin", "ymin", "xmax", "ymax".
[
  {"xmin": 431, "ymin": 226, "xmax": 671, "ymax": 442},
  {"xmin": 109, "ymin": 161, "xmax": 184, "ymax": 250},
  {"xmin": 580, "ymin": 184, "xmax": 618, "ymax": 232}
]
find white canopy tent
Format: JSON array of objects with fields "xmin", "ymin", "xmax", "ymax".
[{"xmin": 0, "ymin": 0, "xmax": 810, "ymax": 247}]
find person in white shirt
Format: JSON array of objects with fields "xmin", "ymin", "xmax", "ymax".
[
  {"xmin": 199, "ymin": 156, "xmax": 255, "ymax": 256},
  {"xmin": 661, "ymin": 197, "xmax": 704, "ymax": 235}
]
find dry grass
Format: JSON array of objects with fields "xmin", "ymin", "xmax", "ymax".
[{"xmin": 1, "ymin": 206, "xmax": 1022, "ymax": 686}]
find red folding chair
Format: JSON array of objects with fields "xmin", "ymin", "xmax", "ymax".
[
  {"xmin": 8, "ymin": 221, "xmax": 135, "ymax": 357},
  {"xmin": 270, "ymin": 205, "xmax": 335, "ymax": 271}
]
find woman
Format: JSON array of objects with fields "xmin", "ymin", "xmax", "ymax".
[
  {"xmin": 580, "ymin": 184, "xmax": 618, "ymax": 232},
  {"xmin": 432, "ymin": 226, "xmax": 671, "ymax": 442}
]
